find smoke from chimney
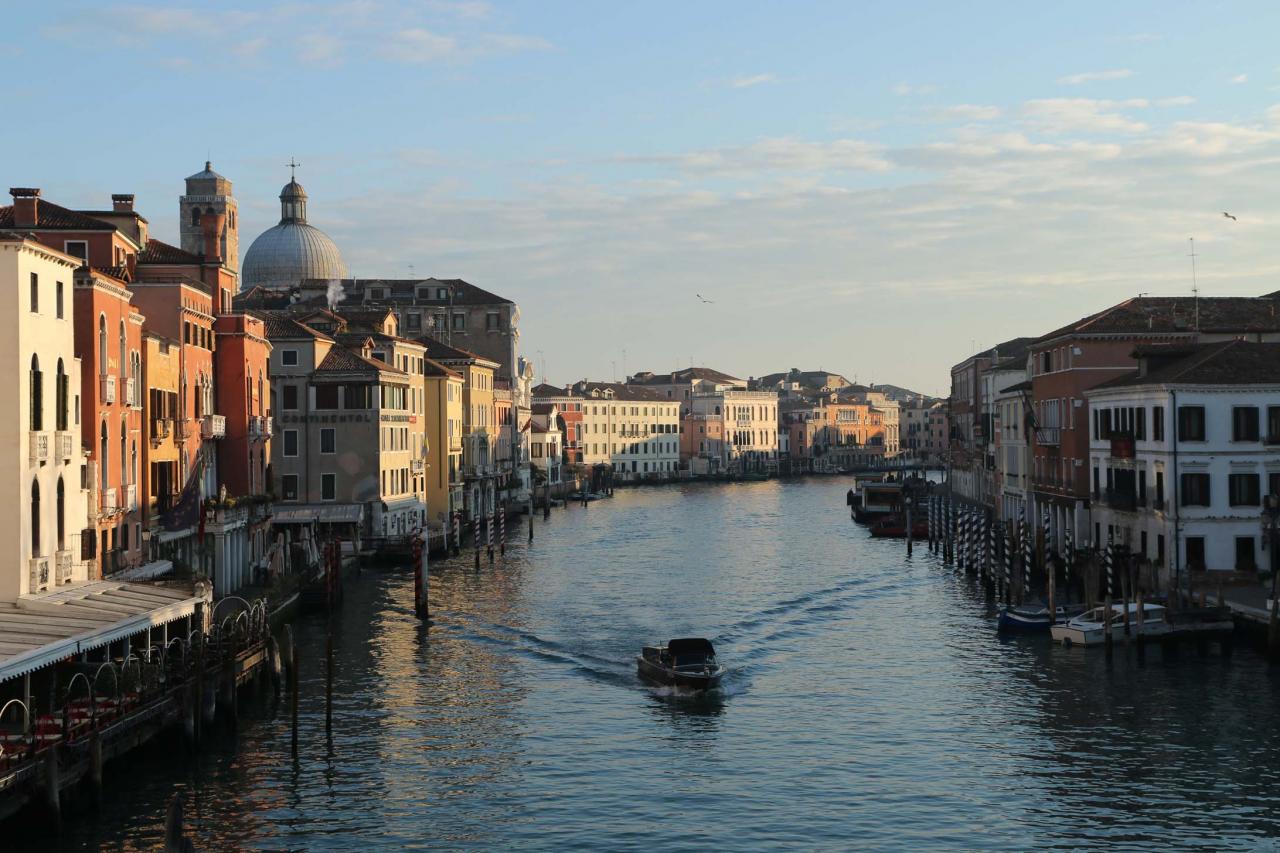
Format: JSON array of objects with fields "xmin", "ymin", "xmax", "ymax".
[{"xmin": 325, "ymin": 279, "xmax": 345, "ymax": 310}]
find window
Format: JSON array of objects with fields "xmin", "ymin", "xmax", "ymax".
[
  {"xmin": 1186, "ymin": 536, "xmax": 1206, "ymax": 571},
  {"xmin": 407, "ymin": 313, "xmax": 422, "ymax": 331},
  {"xmin": 1157, "ymin": 534, "xmax": 1165, "ymax": 565},
  {"xmin": 1236, "ymin": 537, "xmax": 1258, "ymax": 571},
  {"xmin": 486, "ymin": 313, "xmax": 500, "ymax": 331},
  {"xmin": 281, "ymin": 474, "xmax": 299, "ymax": 501},
  {"xmin": 29, "ymin": 273, "xmax": 38, "ymax": 313},
  {"xmin": 1229, "ymin": 473, "xmax": 1260, "ymax": 506},
  {"xmin": 1178, "ymin": 406, "xmax": 1206, "ymax": 441},
  {"xmin": 321, "ymin": 473, "xmax": 336, "ymax": 501},
  {"xmin": 282, "ymin": 349, "xmax": 299, "ymax": 367},
  {"xmin": 283, "ymin": 429, "xmax": 299, "ymax": 457},
  {"xmin": 283, "ymin": 384, "xmax": 299, "ymax": 410},
  {"xmin": 315, "ymin": 385, "xmax": 339, "ymax": 409},
  {"xmin": 1181, "ymin": 472, "xmax": 1210, "ymax": 506},
  {"xmin": 1233, "ymin": 407, "xmax": 1260, "ymax": 442},
  {"xmin": 29, "ymin": 354, "xmax": 42, "ymax": 431},
  {"xmin": 1268, "ymin": 407, "xmax": 1280, "ymax": 444},
  {"xmin": 1156, "ymin": 470, "xmax": 1165, "ymax": 505},
  {"xmin": 1270, "ymin": 471, "xmax": 1280, "ymax": 500},
  {"xmin": 453, "ymin": 313, "xmax": 466, "ymax": 330},
  {"xmin": 1153, "ymin": 406, "xmax": 1165, "ymax": 441},
  {"xmin": 320, "ymin": 428, "xmax": 336, "ymax": 454},
  {"xmin": 64, "ymin": 241, "xmax": 88, "ymax": 262}
]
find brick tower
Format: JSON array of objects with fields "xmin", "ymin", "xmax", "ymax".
[{"xmin": 180, "ymin": 161, "xmax": 239, "ymax": 273}]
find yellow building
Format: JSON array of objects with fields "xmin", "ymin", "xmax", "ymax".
[
  {"xmin": 423, "ymin": 357, "xmax": 464, "ymax": 530},
  {"xmin": 421, "ymin": 339, "xmax": 498, "ymax": 521},
  {"xmin": 141, "ymin": 331, "xmax": 182, "ymax": 549}
]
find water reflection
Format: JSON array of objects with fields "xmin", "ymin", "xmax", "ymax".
[{"xmin": 23, "ymin": 480, "xmax": 1280, "ymax": 851}]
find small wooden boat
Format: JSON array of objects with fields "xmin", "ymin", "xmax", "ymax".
[
  {"xmin": 867, "ymin": 515, "xmax": 928, "ymax": 539},
  {"xmin": 1050, "ymin": 602, "xmax": 1171, "ymax": 646},
  {"xmin": 997, "ymin": 602, "xmax": 1087, "ymax": 634},
  {"xmin": 637, "ymin": 638, "xmax": 725, "ymax": 690}
]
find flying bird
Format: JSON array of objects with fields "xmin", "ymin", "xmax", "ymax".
[
  {"xmin": 696, "ymin": 293, "xmax": 714, "ymax": 303},
  {"xmin": 1223, "ymin": 211, "xmax": 1237, "ymax": 221}
]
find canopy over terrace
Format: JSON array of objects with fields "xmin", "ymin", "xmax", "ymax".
[{"xmin": 0, "ymin": 581, "xmax": 210, "ymax": 683}]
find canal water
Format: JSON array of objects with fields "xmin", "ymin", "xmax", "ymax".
[{"xmin": 25, "ymin": 479, "xmax": 1280, "ymax": 851}]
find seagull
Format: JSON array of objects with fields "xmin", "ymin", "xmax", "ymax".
[
  {"xmin": 1223, "ymin": 211, "xmax": 1237, "ymax": 221},
  {"xmin": 696, "ymin": 293, "xmax": 714, "ymax": 303}
]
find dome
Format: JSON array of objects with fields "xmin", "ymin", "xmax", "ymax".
[
  {"xmin": 241, "ymin": 222, "xmax": 348, "ymax": 289},
  {"xmin": 241, "ymin": 175, "xmax": 348, "ymax": 289}
]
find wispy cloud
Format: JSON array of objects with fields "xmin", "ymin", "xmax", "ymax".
[
  {"xmin": 1057, "ymin": 68, "xmax": 1133, "ymax": 85},
  {"xmin": 297, "ymin": 33, "xmax": 344, "ymax": 66},
  {"xmin": 1230, "ymin": 73, "xmax": 1249, "ymax": 84},
  {"xmin": 1022, "ymin": 98, "xmax": 1150, "ymax": 134},
  {"xmin": 931, "ymin": 104, "xmax": 1002, "ymax": 122},
  {"xmin": 729, "ymin": 73, "xmax": 777, "ymax": 89},
  {"xmin": 616, "ymin": 137, "xmax": 892, "ymax": 175}
]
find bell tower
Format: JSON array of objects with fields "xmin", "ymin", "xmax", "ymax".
[{"xmin": 180, "ymin": 161, "xmax": 239, "ymax": 273}]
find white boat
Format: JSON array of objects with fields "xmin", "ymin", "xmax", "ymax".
[{"xmin": 1050, "ymin": 602, "xmax": 1172, "ymax": 647}]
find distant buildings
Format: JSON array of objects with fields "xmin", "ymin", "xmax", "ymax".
[{"xmin": 532, "ymin": 381, "xmax": 681, "ymax": 478}]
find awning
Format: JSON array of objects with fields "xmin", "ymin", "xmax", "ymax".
[
  {"xmin": 0, "ymin": 580, "xmax": 210, "ymax": 683},
  {"xmin": 272, "ymin": 504, "xmax": 364, "ymax": 525}
]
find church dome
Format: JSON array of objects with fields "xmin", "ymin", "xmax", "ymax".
[{"xmin": 241, "ymin": 176, "xmax": 347, "ymax": 289}]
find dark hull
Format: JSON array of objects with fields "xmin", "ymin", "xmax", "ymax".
[
  {"xmin": 868, "ymin": 521, "xmax": 929, "ymax": 539},
  {"xmin": 636, "ymin": 656, "xmax": 723, "ymax": 690}
]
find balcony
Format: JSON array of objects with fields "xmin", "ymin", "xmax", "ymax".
[
  {"xmin": 1109, "ymin": 431, "xmax": 1135, "ymax": 459},
  {"xmin": 201, "ymin": 414, "xmax": 226, "ymax": 439},
  {"xmin": 55, "ymin": 431, "xmax": 74, "ymax": 461},
  {"xmin": 410, "ymin": 458, "xmax": 425, "ymax": 473},
  {"xmin": 254, "ymin": 416, "xmax": 274, "ymax": 438},
  {"xmin": 125, "ymin": 377, "xmax": 139, "ymax": 408},
  {"xmin": 101, "ymin": 486, "xmax": 117, "ymax": 513},
  {"xmin": 1034, "ymin": 427, "xmax": 1061, "ymax": 446},
  {"xmin": 29, "ymin": 557, "xmax": 50, "ymax": 593},
  {"xmin": 55, "ymin": 550, "xmax": 72, "ymax": 585},
  {"xmin": 29, "ymin": 431, "xmax": 49, "ymax": 465},
  {"xmin": 1104, "ymin": 488, "xmax": 1140, "ymax": 511},
  {"xmin": 100, "ymin": 374, "xmax": 116, "ymax": 404},
  {"xmin": 150, "ymin": 418, "xmax": 172, "ymax": 445},
  {"xmin": 125, "ymin": 483, "xmax": 138, "ymax": 511}
]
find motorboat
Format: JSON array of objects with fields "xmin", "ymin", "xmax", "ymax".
[
  {"xmin": 867, "ymin": 514, "xmax": 929, "ymax": 539},
  {"xmin": 997, "ymin": 601, "xmax": 1087, "ymax": 634},
  {"xmin": 853, "ymin": 482, "xmax": 904, "ymax": 523},
  {"xmin": 637, "ymin": 638, "xmax": 725, "ymax": 690},
  {"xmin": 1050, "ymin": 602, "xmax": 1171, "ymax": 646}
]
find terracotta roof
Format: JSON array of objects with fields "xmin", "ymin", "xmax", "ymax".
[
  {"xmin": 138, "ymin": 238, "xmax": 201, "ymax": 265},
  {"xmin": 1094, "ymin": 341, "xmax": 1280, "ymax": 389},
  {"xmin": 570, "ymin": 381, "xmax": 671, "ymax": 402},
  {"xmin": 302, "ymin": 276, "xmax": 514, "ymax": 307},
  {"xmin": 423, "ymin": 357, "xmax": 462, "ymax": 379},
  {"xmin": 417, "ymin": 336, "xmax": 492, "ymax": 364},
  {"xmin": 315, "ymin": 345, "xmax": 407, "ymax": 376},
  {"xmin": 0, "ymin": 201, "xmax": 115, "ymax": 231},
  {"xmin": 1036, "ymin": 297, "xmax": 1280, "ymax": 345},
  {"xmin": 256, "ymin": 310, "xmax": 335, "ymax": 341},
  {"xmin": 233, "ymin": 287, "xmax": 295, "ymax": 310},
  {"xmin": 631, "ymin": 366, "xmax": 744, "ymax": 386}
]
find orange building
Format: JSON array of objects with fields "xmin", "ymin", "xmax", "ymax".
[{"xmin": 782, "ymin": 397, "xmax": 886, "ymax": 472}]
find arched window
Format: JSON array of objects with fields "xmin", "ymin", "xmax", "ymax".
[
  {"xmin": 99, "ymin": 421, "xmax": 108, "ymax": 494},
  {"xmin": 56, "ymin": 477, "xmax": 65, "ymax": 550},
  {"xmin": 29, "ymin": 354, "xmax": 42, "ymax": 431},
  {"xmin": 191, "ymin": 207, "xmax": 201, "ymax": 227},
  {"xmin": 118, "ymin": 320, "xmax": 126, "ymax": 380},
  {"xmin": 30, "ymin": 480, "xmax": 40, "ymax": 556},
  {"xmin": 130, "ymin": 439, "xmax": 137, "ymax": 492},
  {"xmin": 55, "ymin": 358, "xmax": 67, "ymax": 431},
  {"xmin": 120, "ymin": 415, "xmax": 127, "ymax": 489},
  {"xmin": 98, "ymin": 314, "xmax": 107, "ymax": 370}
]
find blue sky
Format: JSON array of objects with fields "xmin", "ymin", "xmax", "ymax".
[{"xmin": 8, "ymin": 2, "xmax": 1280, "ymax": 394}]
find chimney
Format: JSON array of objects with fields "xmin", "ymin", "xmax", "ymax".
[
  {"xmin": 111, "ymin": 193, "xmax": 135, "ymax": 213},
  {"xmin": 200, "ymin": 211, "xmax": 226, "ymax": 262},
  {"xmin": 9, "ymin": 188, "xmax": 40, "ymax": 227}
]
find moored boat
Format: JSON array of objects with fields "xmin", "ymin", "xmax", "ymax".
[
  {"xmin": 997, "ymin": 601, "xmax": 1087, "ymax": 634},
  {"xmin": 853, "ymin": 482, "xmax": 904, "ymax": 524},
  {"xmin": 637, "ymin": 638, "xmax": 725, "ymax": 690},
  {"xmin": 1050, "ymin": 602, "xmax": 1171, "ymax": 646},
  {"xmin": 867, "ymin": 515, "xmax": 929, "ymax": 539}
]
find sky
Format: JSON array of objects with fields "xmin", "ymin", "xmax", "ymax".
[{"xmin": 7, "ymin": 2, "xmax": 1280, "ymax": 396}]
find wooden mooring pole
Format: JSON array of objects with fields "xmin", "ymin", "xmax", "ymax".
[{"xmin": 325, "ymin": 629, "xmax": 334, "ymax": 737}]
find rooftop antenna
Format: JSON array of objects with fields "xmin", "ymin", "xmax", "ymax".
[
  {"xmin": 1188, "ymin": 237, "xmax": 1200, "ymax": 331},
  {"xmin": 408, "ymin": 263, "xmax": 415, "ymax": 278}
]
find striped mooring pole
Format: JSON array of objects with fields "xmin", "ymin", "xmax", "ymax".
[
  {"xmin": 498, "ymin": 502, "xmax": 506, "ymax": 556},
  {"xmin": 1105, "ymin": 530, "xmax": 1115, "ymax": 599},
  {"xmin": 1003, "ymin": 523, "xmax": 1013, "ymax": 604},
  {"xmin": 453, "ymin": 513, "xmax": 461, "ymax": 557},
  {"xmin": 1020, "ymin": 505, "xmax": 1031, "ymax": 601},
  {"xmin": 487, "ymin": 511, "xmax": 495, "ymax": 563},
  {"xmin": 1064, "ymin": 523, "xmax": 1073, "ymax": 596}
]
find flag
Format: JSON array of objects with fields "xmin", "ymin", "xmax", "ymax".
[{"xmin": 163, "ymin": 456, "xmax": 204, "ymax": 532}]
